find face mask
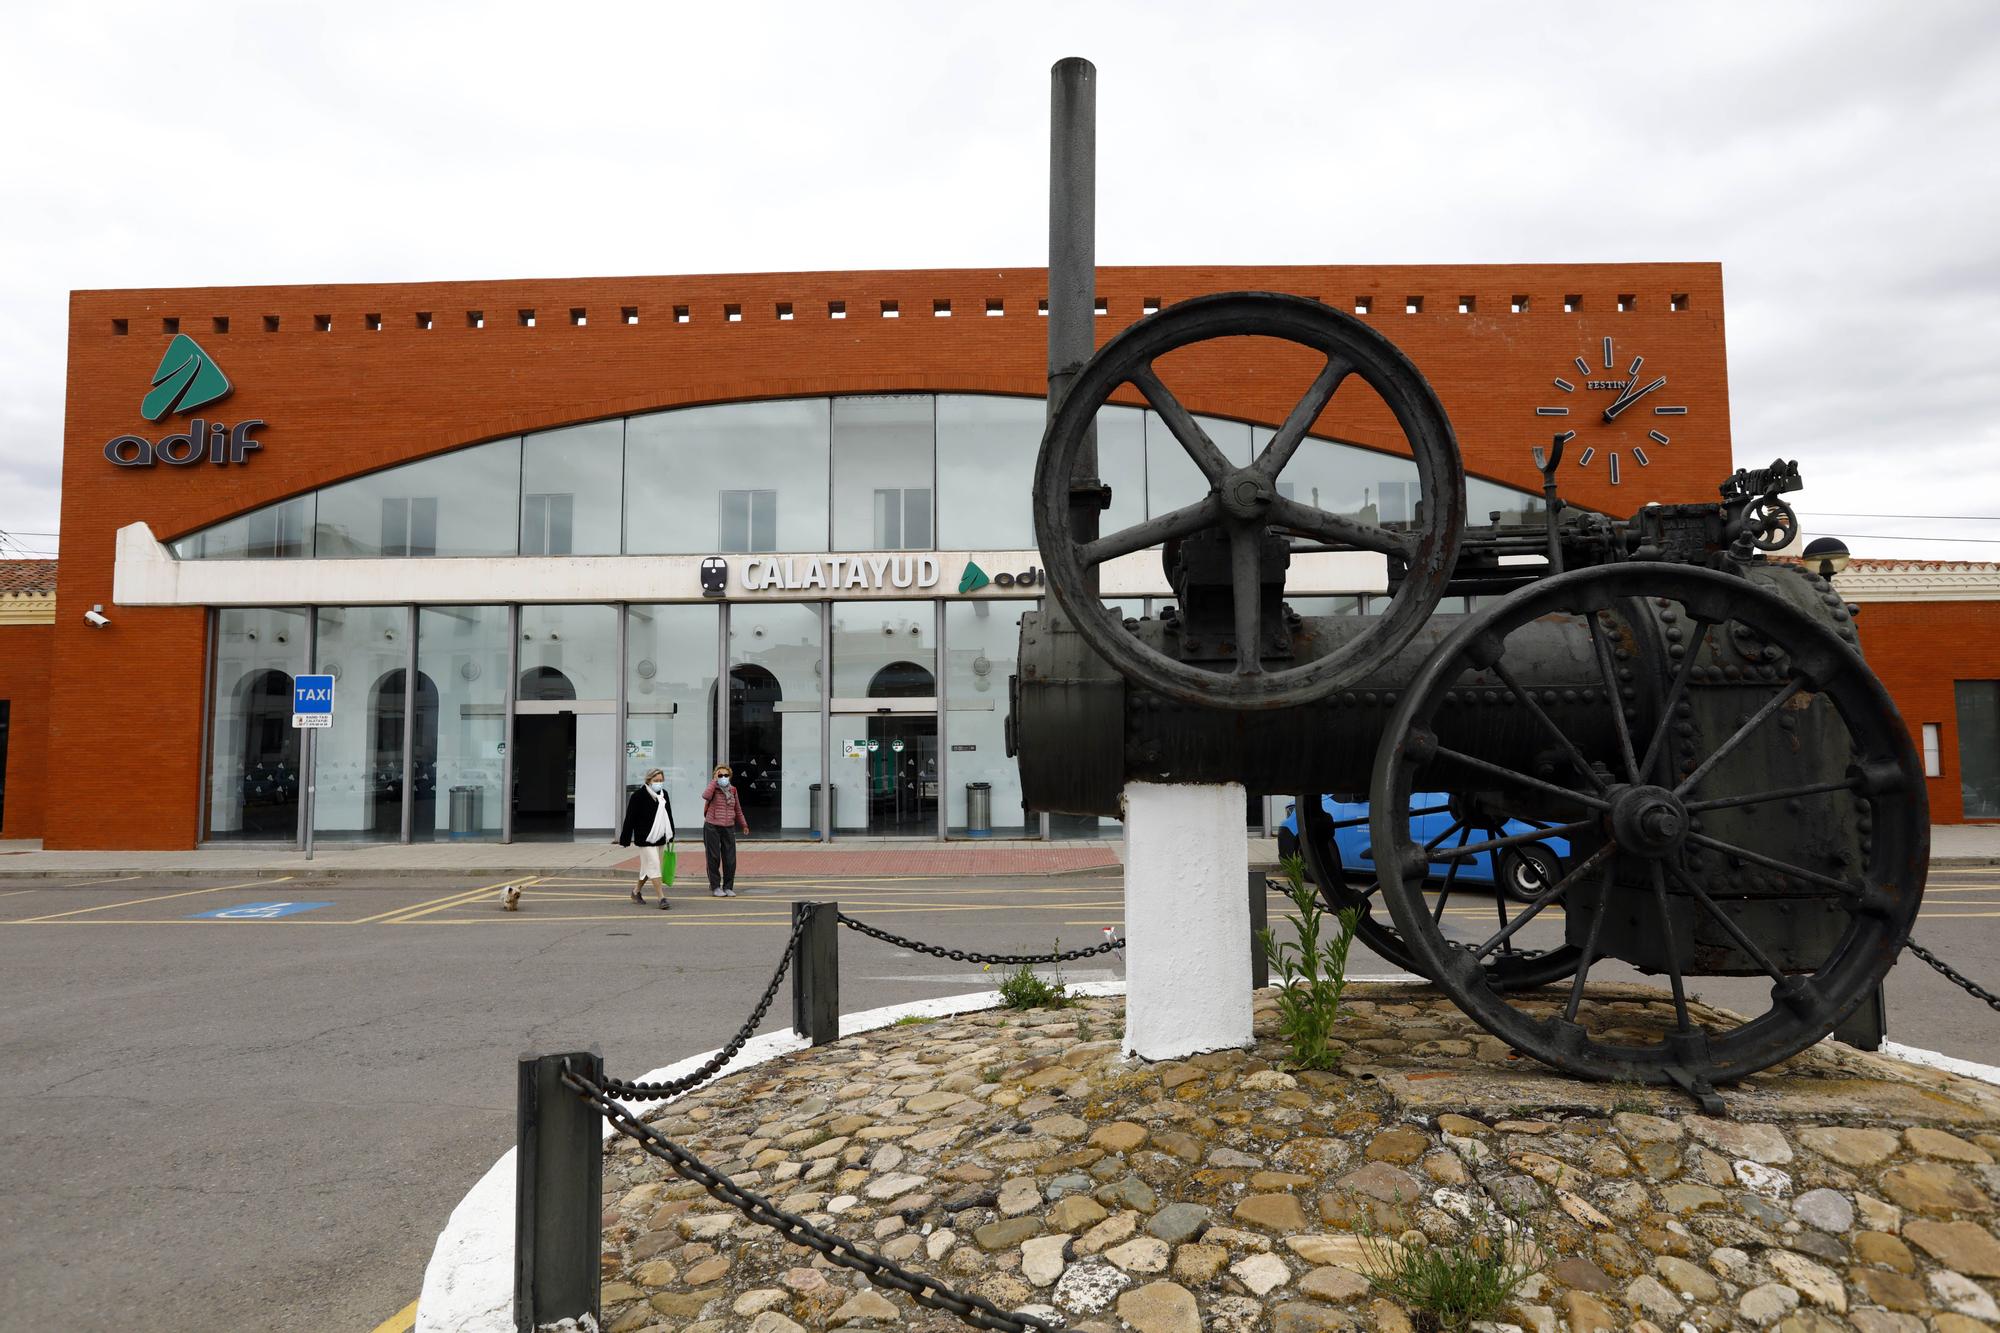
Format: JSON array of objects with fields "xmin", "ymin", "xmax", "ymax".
[
  {"xmin": 715, "ymin": 776, "xmax": 731, "ymax": 788},
  {"xmin": 646, "ymin": 781, "xmax": 663, "ymax": 793}
]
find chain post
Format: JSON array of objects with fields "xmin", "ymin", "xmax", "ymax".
[
  {"xmin": 516, "ymin": 1049, "xmax": 603, "ymax": 1333},
  {"xmin": 1832, "ymin": 982, "xmax": 1887, "ymax": 1051},
  {"xmin": 1248, "ymin": 867, "xmax": 1269, "ymax": 991},
  {"xmin": 793, "ymin": 901, "xmax": 840, "ymax": 1046}
]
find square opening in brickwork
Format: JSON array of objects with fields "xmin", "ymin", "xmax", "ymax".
[
  {"xmin": 468, "ymin": 311, "xmax": 484, "ymax": 329},
  {"xmin": 365, "ymin": 313, "xmax": 383, "ymax": 332},
  {"xmin": 519, "ymin": 309, "xmax": 537, "ymax": 327},
  {"xmin": 674, "ymin": 305, "xmax": 690, "ymax": 323},
  {"xmin": 934, "ymin": 299, "xmax": 951, "ymax": 317},
  {"xmin": 1143, "ymin": 297, "xmax": 1161, "ymax": 315},
  {"xmin": 725, "ymin": 304, "xmax": 742, "ymax": 323},
  {"xmin": 828, "ymin": 300, "xmax": 846, "ymax": 320},
  {"xmin": 1617, "ymin": 294, "xmax": 1636, "ymax": 313},
  {"xmin": 1037, "ymin": 297, "xmax": 1049, "ymax": 317},
  {"xmin": 1354, "ymin": 297, "xmax": 1372, "ymax": 316},
  {"xmin": 111, "ymin": 318, "xmax": 128, "ymax": 335},
  {"xmin": 622, "ymin": 306, "xmax": 640, "ymax": 325},
  {"xmin": 776, "ymin": 302, "xmax": 794, "ymax": 321},
  {"xmin": 1511, "ymin": 295, "xmax": 1530, "ymax": 314},
  {"xmin": 264, "ymin": 315, "xmax": 281, "ymax": 332},
  {"xmin": 881, "ymin": 300, "xmax": 900, "ymax": 318},
  {"xmin": 986, "ymin": 298, "xmax": 1005, "ymax": 316},
  {"xmin": 417, "ymin": 312, "xmax": 434, "ymax": 330},
  {"xmin": 1094, "ymin": 297, "xmax": 1108, "ymax": 316},
  {"xmin": 162, "ymin": 317, "xmax": 180, "ymax": 334},
  {"xmin": 1670, "ymin": 293, "xmax": 1689, "ymax": 312},
  {"xmin": 212, "ymin": 316, "xmax": 229, "ymax": 334},
  {"xmin": 1563, "ymin": 295, "xmax": 1581, "ymax": 313},
  {"xmin": 1458, "ymin": 296, "xmax": 1475, "ymax": 314},
  {"xmin": 314, "ymin": 315, "xmax": 333, "ymax": 333},
  {"xmin": 570, "ymin": 308, "xmax": 587, "ymax": 326},
  {"xmin": 1404, "ymin": 297, "xmax": 1422, "ymax": 315}
]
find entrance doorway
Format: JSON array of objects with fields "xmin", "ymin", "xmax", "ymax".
[
  {"xmin": 514, "ymin": 667, "xmax": 577, "ymax": 839},
  {"xmin": 728, "ymin": 665, "xmax": 784, "ymax": 833},
  {"xmin": 850, "ymin": 660, "xmax": 938, "ymax": 836},
  {"xmin": 239, "ymin": 669, "xmax": 301, "ymax": 838}
]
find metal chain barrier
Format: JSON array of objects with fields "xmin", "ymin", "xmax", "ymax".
[
  {"xmin": 563, "ymin": 1060, "xmax": 1075, "ymax": 1333},
  {"xmin": 596, "ymin": 914, "xmax": 812, "ymax": 1102},
  {"xmin": 1907, "ymin": 936, "xmax": 2000, "ymax": 1015},
  {"xmin": 836, "ymin": 913, "xmax": 1124, "ymax": 966}
]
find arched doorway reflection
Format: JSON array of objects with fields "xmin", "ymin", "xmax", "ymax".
[
  {"xmin": 513, "ymin": 667, "xmax": 578, "ymax": 839},
  {"xmin": 371, "ymin": 670, "xmax": 440, "ymax": 836},
  {"xmin": 728, "ymin": 665, "xmax": 783, "ymax": 832},
  {"xmin": 238, "ymin": 669, "xmax": 301, "ymax": 837},
  {"xmin": 866, "ymin": 660, "xmax": 937, "ymax": 836}
]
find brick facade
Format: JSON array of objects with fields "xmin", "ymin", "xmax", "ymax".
[
  {"xmin": 1854, "ymin": 598, "xmax": 2000, "ymax": 823},
  {"xmin": 52, "ymin": 264, "xmax": 1733, "ymax": 849}
]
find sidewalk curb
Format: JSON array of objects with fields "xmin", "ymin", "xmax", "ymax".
[{"xmin": 413, "ymin": 981, "xmax": 1130, "ymax": 1333}]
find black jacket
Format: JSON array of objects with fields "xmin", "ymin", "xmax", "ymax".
[{"xmin": 618, "ymin": 787, "xmax": 676, "ymax": 846}]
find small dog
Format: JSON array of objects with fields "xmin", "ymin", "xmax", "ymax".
[{"xmin": 502, "ymin": 885, "xmax": 522, "ymax": 912}]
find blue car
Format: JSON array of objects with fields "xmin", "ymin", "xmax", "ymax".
[{"xmin": 1277, "ymin": 793, "xmax": 1572, "ymax": 902}]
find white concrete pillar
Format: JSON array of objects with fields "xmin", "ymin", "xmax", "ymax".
[{"xmin": 1122, "ymin": 780, "xmax": 1252, "ymax": 1061}]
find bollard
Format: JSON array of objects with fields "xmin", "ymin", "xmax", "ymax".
[
  {"xmin": 1248, "ymin": 867, "xmax": 1270, "ymax": 991},
  {"xmin": 1833, "ymin": 983, "xmax": 1887, "ymax": 1051},
  {"xmin": 792, "ymin": 901, "xmax": 840, "ymax": 1046},
  {"xmin": 515, "ymin": 1049, "xmax": 603, "ymax": 1333}
]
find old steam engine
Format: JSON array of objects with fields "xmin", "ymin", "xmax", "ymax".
[{"xmin": 1009, "ymin": 292, "xmax": 1925, "ymax": 1097}]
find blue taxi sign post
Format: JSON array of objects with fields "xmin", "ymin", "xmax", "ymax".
[{"xmin": 293, "ymin": 675, "xmax": 334, "ymax": 859}]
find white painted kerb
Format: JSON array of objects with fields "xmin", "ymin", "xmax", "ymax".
[{"xmin": 1121, "ymin": 781, "xmax": 1253, "ymax": 1061}]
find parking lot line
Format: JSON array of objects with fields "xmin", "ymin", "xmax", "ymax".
[
  {"xmin": 377, "ymin": 878, "xmax": 533, "ymax": 925},
  {"xmin": 370, "ymin": 1298, "xmax": 418, "ymax": 1333},
  {"xmin": 12, "ymin": 877, "xmax": 294, "ymax": 924}
]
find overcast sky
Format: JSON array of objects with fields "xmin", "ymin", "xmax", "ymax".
[{"xmin": 3, "ymin": 1, "xmax": 1997, "ymax": 563}]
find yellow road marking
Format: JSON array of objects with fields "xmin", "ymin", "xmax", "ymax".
[
  {"xmin": 14, "ymin": 877, "xmax": 293, "ymax": 923},
  {"xmin": 381, "ymin": 878, "xmax": 535, "ymax": 925},
  {"xmin": 50, "ymin": 874, "xmax": 144, "ymax": 888},
  {"xmin": 371, "ymin": 1298, "xmax": 418, "ymax": 1333},
  {"xmin": 0, "ymin": 888, "xmax": 39, "ymax": 899}
]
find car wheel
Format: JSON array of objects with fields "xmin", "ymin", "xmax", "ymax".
[{"xmin": 1498, "ymin": 844, "xmax": 1562, "ymax": 903}]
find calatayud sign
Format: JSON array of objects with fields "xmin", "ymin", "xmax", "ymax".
[
  {"xmin": 104, "ymin": 334, "xmax": 265, "ymax": 467},
  {"xmin": 737, "ymin": 554, "xmax": 941, "ymax": 593}
]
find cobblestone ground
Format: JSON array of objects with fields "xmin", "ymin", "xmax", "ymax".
[{"xmin": 598, "ymin": 984, "xmax": 2000, "ymax": 1333}]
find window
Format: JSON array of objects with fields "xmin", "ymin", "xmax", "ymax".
[
  {"xmin": 0, "ymin": 700, "xmax": 10, "ymax": 832},
  {"xmin": 112, "ymin": 318, "xmax": 128, "ymax": 335},
  {"xmin": 1404, "ymin": 297, "xmax": 1422, "ymax": 315},
  {"xmin": 365, "ymin": 313, "xmax": 382, "ymax": 332},
  {"xmin": 1957, "ymin": 682, "xmax": 2000, "ymax": 818},
  {"xmin": 380, "ymin": 497, "xmax": 440, "ymax": 557},
  {"xmin": 719, "ymin": 489, "xmax": 778, "ymax": 552},
  {"xmin": 521, "ymin": 494, "xmax": 575, "ymax": 555},
  {"xmin": 246, "ymin": 497, "xmax": 310, "ymax": 558},
  {"xmin": 213, "ymin": 316, "xmax": 230, "ymax": 334},
  {"xmin": 1374, "ymin": 481, "xmax": 1420, "ymax": 524},
  {"xmin": 626, "ymin": 399, "xmax": 829, "ymax": 554},
  {"xmin": 1923, "ymin": 723, "xmax": 1943, "ymax": 778},
  {"xmin": 1511, "ymin": 295, "xmax": 1529, "ymax": 313},
  {"xmin": 163, "ymin": 317, "xmax": 180, "ymax": 334},
  {"xmin": 872, "ymin": 488, "xmax": 933, "ymax": 549},
  {"xmin": 937, "ymin": 395, "xmax": 1041, "ymax": 549}
]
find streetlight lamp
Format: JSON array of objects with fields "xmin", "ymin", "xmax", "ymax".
[{"xmin": 1802, "ymin": 537, "xmax": 1850, "ymax": 580}]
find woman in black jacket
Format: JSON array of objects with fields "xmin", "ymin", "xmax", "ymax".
[{"xmin": 617, "ymin": 768, "xmax": 676, "ymax": 909}]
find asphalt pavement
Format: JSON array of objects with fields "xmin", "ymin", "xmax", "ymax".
[{"xmin": 0, "ymin": 864, "xmax": 1995, "ymax": 1331}]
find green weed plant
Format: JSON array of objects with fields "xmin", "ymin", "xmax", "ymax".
[{"xmin": 1260, "ymin": 853, "xmax": 1360, "ymax": 1071}]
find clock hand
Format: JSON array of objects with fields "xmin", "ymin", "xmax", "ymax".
[{"xmin": 1603, "ymin": 376, "xmax": 1665, "ymax": 421}]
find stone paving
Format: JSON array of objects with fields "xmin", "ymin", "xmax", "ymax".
[{"xmin": 597, "ymin": 984, "xmax": 2000, "ymax": 1333}]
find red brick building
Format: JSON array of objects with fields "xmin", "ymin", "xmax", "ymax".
[
  {"xmin": 0, "ymin": 560, "xmax": 55, "ymax": 840},
  {"xmin": 35, "ymin": 262, "xmax": 1804, "ymax": 849}
]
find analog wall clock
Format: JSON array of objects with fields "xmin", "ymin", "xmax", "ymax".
[{"xmin": 1530, "ymin": 336, "xmax": 1688, "ymax": 485}]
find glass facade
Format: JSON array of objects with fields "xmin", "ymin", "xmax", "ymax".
[
  {"xmin": 625, "ymin": 604, "xmax": 719, "ymax": 807},
  {"xmin": 206, "ymin": 607, "xmax": 308, "ymax": 840},
  {"xmin": 727, "ymin": 602, "xmax": 822, "ymax": 838},
  {"xmin": 834, "ymin": 396, "xmax": 933, "ymax": 551},
  {"xmin": 625, "ymin": 399, "xmax": 830, "ymax": 554},
  {"xmin": 521, "ymin": 421, "xmax": 622, "ymax": 556},
  {"xmin": 310, "ymin": 605, "xmax": 411, "ymax": 842},
  {"xmin": 419, "ymin": 606, "xmax": 508, "ymax": 841},
  {"xmin": 945, "ymin": 600, "xmax": 1029, "ymax": 836}
]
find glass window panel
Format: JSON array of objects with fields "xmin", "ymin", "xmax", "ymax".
[
  {"xmin": 518, "ymin": 605, "xmax": 618, "ymax": 701},
  {"xmin": 834, "ymin": 396, "xmax": 933, "ymax": 550},
  {"xmin": 831, "ymin": 599, "xmax": 936, "ymax": 700},
  {"xmin": 1097, "ymin": 404, "xmax": 1147, "ymax": 538},
  {"xmin": 522, "ymin": 420, "xmax": 622, "ymax": 556},
  {"xmin": 728, "ymin": 602, "xmax": 823, "ymax": 838},
  {"xmin": 1147, "ymin": 412, "xmax": 1251, "ymax": 521},
  {"xmin": 1468, "ymin": 475, "xmax": 1548, "ymax": 526},
  {"xmin": 310, "ymin": 606, "xmax": 410, "ymax": 842},
  {"xmin": 626, "ymin": 400, "xmax": 829, "ymax": 554},
  {"xmin": 625, "ymin": 605, "xmax": 719, "ymax": 814},
  {"xmin": 1957, "ymin": 681, "xmax": 2000, "ymax": 819},
  {"xmin": 314, "ymin": 437, "xmax": 521, "ymax": 557},
  {"xmin": 945, "ymin": 601, "xmax": 1031, "ymax": 836},
  {"xmin": 936, "ymin": 394, "xmax": 1042, "ymax": 550},
  {"xmin": 173, "ymin": 495, "xmax": 313, "ymax": 559},
  {"xmin": 206, "ymin": 607, "xmax": 308, "ymax": 839},
  {"xmin": 417, "ymin": 605, "xmax": 508, "ymax": 840}
]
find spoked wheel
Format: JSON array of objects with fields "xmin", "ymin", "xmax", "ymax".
[
  {"xmin": 1033, "ymin": 292, "xmax": 1465, "ymax": 710},
  {"xmin": 1371, "ymin": 563, "xmax": 1927, "ymax": 1087},
  {"xmin": 1298, "ymin": 793, "xmax": 1581, "ymax": 991}
]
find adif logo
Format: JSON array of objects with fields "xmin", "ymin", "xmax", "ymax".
[
  {"xmin": 142, "ymin": 334, "xmax": 231, "ymax": 421},
  {"xmin": 958, "ymin": 561, "xmax": 991, "ymax": 594},
  {"xmin": 105, "ymin": 334, "xmax": 264, "ymax": 468}
]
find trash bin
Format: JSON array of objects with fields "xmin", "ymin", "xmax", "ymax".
[
  {"xmin": 449, "ymin": 785, "xmax": 483, "ymax": 839},
  {"xmin": 965, "ymin": 782, "xmax": 993, "ymax": 838},
  {"xmin": 810, "ymin": 783, "xmax": 835, "ymax": 840}
]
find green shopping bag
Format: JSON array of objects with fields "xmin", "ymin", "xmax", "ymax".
[{"xmin": 659, "ymin": 841, "xmax": 678, "ymax": 887}]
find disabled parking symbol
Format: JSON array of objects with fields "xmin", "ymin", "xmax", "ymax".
[{"xmin": 190, "ymin": 901, "xmax": 333, "ymax": 920}]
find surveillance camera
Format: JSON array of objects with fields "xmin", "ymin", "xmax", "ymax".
[{"xmin": 83, "ymin": 605, "xmax": 110, "ymax": 629}]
